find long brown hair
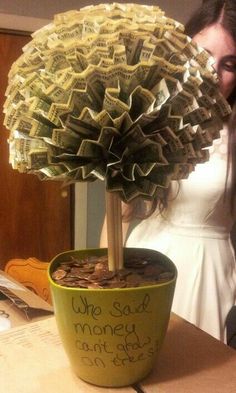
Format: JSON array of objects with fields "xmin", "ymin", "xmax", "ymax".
[
  {"xmin": 124, "ymin": 0, "xmax": 236, "ymax": 221},
  {"xmin": 185, "ymin": 0, "xmax": 236, "ymax": 213}
]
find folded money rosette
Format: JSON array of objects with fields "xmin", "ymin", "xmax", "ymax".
[{"xmin": 3, "ymin": 3, "xmax": 231, "ymax": 202}]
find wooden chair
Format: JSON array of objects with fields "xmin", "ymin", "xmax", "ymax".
[{"xmin": 4, "ymin": 257, "xmax": 52, "ymax": 304}]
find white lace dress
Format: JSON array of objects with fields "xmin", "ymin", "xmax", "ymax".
[{"xmin": 126, "ymin": 127, "xmax": 236, "ymax": 342}]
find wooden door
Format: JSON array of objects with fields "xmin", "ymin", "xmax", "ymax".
[{"xmin": 0, "ymin": 32, "xmax": 74, "ymax": 268}]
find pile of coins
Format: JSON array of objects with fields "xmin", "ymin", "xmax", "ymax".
[{"xmin": 51, "ymin": 255, "xmax": 175, "ymax": 289}]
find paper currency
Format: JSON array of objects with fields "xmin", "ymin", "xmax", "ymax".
[{"xmin": 3, "ymin": 3, "xmax": 231, "ymax": 202}]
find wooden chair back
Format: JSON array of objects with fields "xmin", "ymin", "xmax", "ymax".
[{"xmin": 4, "ymin": 257, "xmax": 51, "ymax": 304}]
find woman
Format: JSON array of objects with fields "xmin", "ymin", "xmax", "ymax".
[{"xmin": 100, "ymin": 0, "xmax": 236, "ymax": 343}]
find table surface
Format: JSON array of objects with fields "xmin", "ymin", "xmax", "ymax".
[{"xmin": 0, "ymin": 299, "xmax": 236, "ymax": 393}]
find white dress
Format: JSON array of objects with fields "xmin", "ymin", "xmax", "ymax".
[{"xmin": 126, "ymin": 127, "xmax": 236, "ymax": 342}]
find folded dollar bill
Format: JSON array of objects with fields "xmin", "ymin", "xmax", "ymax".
[{"xmin": 4, "ymin": 3, "xmax": 231, "ymax": 202}]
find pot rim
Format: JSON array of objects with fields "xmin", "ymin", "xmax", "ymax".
[{"xmin": 48, "ymin": 247, "xmax": 177, "ymax": 292}]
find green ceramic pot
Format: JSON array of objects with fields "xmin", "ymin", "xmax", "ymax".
[{"xmin": 48, "ymin": 247, "xmax": 177, "ymax": 387}]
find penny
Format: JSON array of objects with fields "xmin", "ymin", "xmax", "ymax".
[
  {"xmin": 158, "ymin": 272, "xmax": 174, "ymax": 281},
  {"xmin": 87, "ymin": 272, "xmax": 103, "ymax": 281},
  {"xmin": 142, "ymin": 280, "xmax": 159, "ymax": 286},
  {"xmin": 70, "ymin": 267, "xmax": 83, "ymax": 275},
  {"xmin": 51, "ymin": 254, "xmax": 174, "ymax": 289},
  {"xmin": 76, "ymin": 280, "xmax": 90, "ymax": 288},
  {"xmin": 52, "ymin": 269, "xmax": 67, "ymax": 280},
  {"xmin": 94, "ymin": 262, "xmax": 109, "ymax": 272},
  {"xmin": 144, "ymin": 264, "xmax": 164, "ymax": 277},
  {"xmin": 87, "ymin": 283, "xmax": 103, "ymax": 289},
  {"xmin": 105, "ymin": 281, "xmax": 127, "ymax": 289},
  {"xmin": 79, "ymin": 264, "xmax": 96, "ymax": 273},
  {"xmin": 126, "ymin": 273, "xmax": 142, "ymax": 284},
  {"xmin": 99, "ymin": 271, "xmax": 116, "ymax": 280},
  {"xmin": 60, "ymin": 276, "xmax": 77, "ymax": 282},
  {"xmin": 117, "ymin": 269, "xmax": 132, "ymax": 278}
]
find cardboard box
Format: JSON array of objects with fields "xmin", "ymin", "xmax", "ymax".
[{"xmin": 0, "ymin": 314, "xmax": 236, "ymax": 392}]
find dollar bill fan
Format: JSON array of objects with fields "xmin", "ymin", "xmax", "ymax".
[{"xmin": 3, "ymin": 3, "xmax": 231, "ymax": 270}]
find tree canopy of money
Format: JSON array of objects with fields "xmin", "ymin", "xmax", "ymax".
[{"xmin": 3, "ymin": 3, "xmax": 231, "ymax": 202}]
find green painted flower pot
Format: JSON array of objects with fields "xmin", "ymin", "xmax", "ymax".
[{"xmin": 48, "ymin": 247, "xmax": 177, "ymax": 387}]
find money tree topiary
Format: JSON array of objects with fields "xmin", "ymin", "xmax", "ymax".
[{"xmin": 3, "ymin": 3, "xmax": 231, "ymax": 270}]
